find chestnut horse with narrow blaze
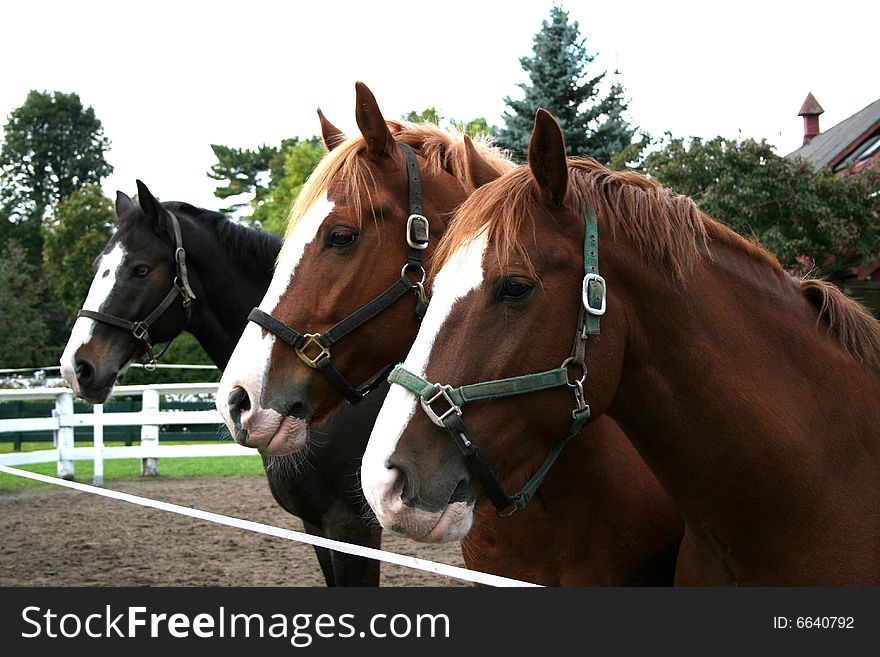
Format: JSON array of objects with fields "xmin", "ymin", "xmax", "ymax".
[
  {"xmin": 218, "ymin": 83, "xmax": 684, "ymax": 585},
  {"xmin": 361, "ymin": 108, "xmax": 880, "ymax": 585}
]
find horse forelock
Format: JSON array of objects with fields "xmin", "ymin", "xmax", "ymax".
[{"xmin": 279, "ymin": 120, "xmax": 514, "ymax": 263}]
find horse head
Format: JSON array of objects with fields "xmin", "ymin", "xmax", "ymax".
[
  {"xmin": 216, "ymin": 82, "xmax": 505, "ymax": 456},
  {"xmin": 361, "ymin": 110, "xmax": 629, "ymax": 541},
  {"xmin": 60, "ymin": 181, "xmax": 195, "ymax": 403}
]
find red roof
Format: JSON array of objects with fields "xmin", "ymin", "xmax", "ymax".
[{"xmin": 798, "ymin": 92, "xmax": 824, "ymax": 117}]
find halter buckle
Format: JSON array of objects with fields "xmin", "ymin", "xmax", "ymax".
[
  {"xmin": 582, "ymin": 273, "xmax": 607, "ymax": 316},
  {"xmin": 420, "ymin": 384, "xmax": 462, "ymax": 427},
  {"xmin": 131, "ymin": 322, "xmax": 150, "ymax": 341},
  {"xmin": 295, "ymin": 333, "xmax": 330, "ymax": 369},
  {"xmin": 406, "ymin": 214, "xmax": 429, "ymax": 250}
]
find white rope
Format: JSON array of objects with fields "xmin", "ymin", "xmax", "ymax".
[
  {"xmin": 0, "ymin": 363, "xmax": 218, "ymax": 374},
  {"xmin": 0, "ymin": 465, "xmax": 540, "ymax": 588}
]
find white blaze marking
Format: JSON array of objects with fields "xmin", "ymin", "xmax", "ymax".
[
  {"xmin": 59, "ymin": 242, "xmax": 127, "ymax": 383},
  {"xmin": 362, "ymin": 230, "xmax": 488, "ymax": 504},
  {"xmin": 216, "ymin": 195, "xmax": 335, "ymax": 424}
]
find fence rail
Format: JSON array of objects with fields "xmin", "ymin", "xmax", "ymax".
[{"xmin": 0, "ymin": 383, "xmax": 254, "ymax": 485}]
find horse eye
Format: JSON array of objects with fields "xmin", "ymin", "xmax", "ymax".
[
  {"xmin": 327, "ymin": 226, "xmax": 358, "ymax": 247},
  {"xmin": 498, "ymin": 277, "xmax": 535, "ymax": 302},
  {"xmin": 133, "ymin": 264, "xmax": 151, "ymax": 278}
]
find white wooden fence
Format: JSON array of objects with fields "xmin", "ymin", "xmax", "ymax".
[{"xmin": 0, "ymin": 383, "xmax": 254, "ymax": 485}]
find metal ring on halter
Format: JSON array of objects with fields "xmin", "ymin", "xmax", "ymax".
[
  {"xmin": 561, "ymin": 357, "xmax": 587, "ymax": 387},
  {"xmin": 401, "ymin": 262, "xmax": 427, "ymax": 287}
]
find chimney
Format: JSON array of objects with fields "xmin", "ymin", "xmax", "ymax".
[{"xmin": 798, "ymin": 92, "xmax": 824, "ymax": 145}]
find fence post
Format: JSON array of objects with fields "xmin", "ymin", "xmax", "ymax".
[
  {"xmin": 14, "ymin": 400, "xmax": 22, "ymax": 451},
  {"xmin": 93, "ymin": 404, "xmax": 104, "ymax": 486},
  {"xmin": 54, "ymin": 392, "xmax": 75, "ymax": 480},
  {"xmin": 141, "ymin": 388, "xmax": 159, "ymax": 477}
]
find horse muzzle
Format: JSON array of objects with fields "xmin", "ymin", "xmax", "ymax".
[{"xmin": 363, "ymin": 463, "xmax": 474, "ymax": 543}]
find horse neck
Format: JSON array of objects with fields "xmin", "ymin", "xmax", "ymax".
[
  {"xmin": 603, "ymin": 236, "xmax": 880, "ymax": 576},
  {"xmin": 176, "ymin": 213, "xmax": 280, "ymax": 368}
]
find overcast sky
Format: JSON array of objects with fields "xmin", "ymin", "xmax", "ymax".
[{"xmin": 1, "ymin": 0, "xmax": 877, "ymax": 213}]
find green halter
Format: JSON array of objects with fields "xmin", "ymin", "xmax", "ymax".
[{"xmin": 387, "ymin": 207, "xmax": 606, "ymax": 516}]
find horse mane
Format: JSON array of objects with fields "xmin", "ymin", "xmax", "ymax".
[
  {"xmin": 434, "ymin": 158, "xmax": 719, "ymax": 279},
  {"xmin": 800, "ymin": 278, "xmax": 880, "ymax": 371},
  {"xmin": 434, "ymin": 157, "xmax": 880, "ymax": 371},
  {"xmin": 164, "ymin": 202, "xmax": 281, "ymax": 273},
  {"xmin": 281, "ymin": 120, "xmax": 515, "ymax": 253}
]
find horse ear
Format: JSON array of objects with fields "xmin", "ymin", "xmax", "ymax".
[
  {"xmin": 136, "ymin": 180, "xmax": 174, "ymax": 243},
  {"xmin": 115, "ymin": 190, "xmax": 136, "ymax": 218},
  {"xmin": 317, "ymin": 108, "xmax": 345, "ymax": 151},
  {"xmin": 463, "ymin": 135, "xmax": 501, "ymax": 191},
  {"xmin": 354, "ymin": 81, "xmax": 396, "ymax": 157},
  {"xmin": 528, "ymin": 109, "xmax": 569, "ymax": 206}
]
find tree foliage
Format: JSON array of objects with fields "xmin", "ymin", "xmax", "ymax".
[
  {"xmin": 404, "ymin": 108, "xmax": 443, "ymax": 125},
  {"xmin": 404, "ymin": 107, "xmax": 499, "ymax": 140},
  {"xmin": 500, "ymin": 7, "xmax": 639, "ymax": 163},
  {"xmin": 208, "ymin": 137, "xmax": 320, "ymax": 231},
  {"xmin": 207, "ymin": 142, "xmax": 282, "ymax": 214},
  {"xmin": 0, "ymin": 243, "xmax": 53, "ymax": 367},
  {"xmin": 0, "ymin": 90, "xmax": 112, "ymax": 262},
  {"xmin": 251, "ymin": 137, "xmax": 324, "ymax": 234},
  {"xmin": 42, "ymin": 185, "xmax": 115, "ymax": 327},
  {"xmin": 0, "ymin": 90, "xmax": 113, "ymax": 369},
  {"xmin": 641, "ymin": 136, "xmax": 880, "ymax": 284}
]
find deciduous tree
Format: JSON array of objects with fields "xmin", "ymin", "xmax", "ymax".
[
  {"xmin": 405, "ymin": 108, "xmax": 499, "ymax": 139},
  {"xmin": 251, "ymin": 137, "xmax": 324, "ymax": 234},
  {"xmin": 0, "ymin": 90, "xmax": 112, "ymax": 262},
  {"xmin": 641, "ymin": 136, "xmax": 880, "ymax": 285},
  {"xmin": 0, "ymin": 243, "xmax": 52, "ymax": 367},
  {"xmin": 42, "ymin": 185, "xmax": 115, "ymax": 327}
]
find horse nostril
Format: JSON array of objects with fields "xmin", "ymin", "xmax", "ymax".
[
  {"xmin": 227, "ymin": 386, "xmax": 251, "ymax": 425},
  {"xmin": 449, "ymin": 477, "xmax": 472, "ymax": 504},
  {"xmin": 387, "ymin": 460, "xmax": 417, "ymax": 508},
  {"xmin": 74, "ymin": 360, "xmax": 94, "ymax": 384},
  {"xmin": 287, "ymin": 400, "xmax": 307, "ymax": 419}
]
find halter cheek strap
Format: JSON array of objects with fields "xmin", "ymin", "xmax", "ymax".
[
  {"xmin": 77, "ymin": 211, "xmax": 196, "ymax": 370},
  {"xmin": 248, "ymin": 142, "xmax": 431, "ymax": 404},
  {"xmin": 388, "ymin": 207, "xmax": 605, "ymax": 516}
]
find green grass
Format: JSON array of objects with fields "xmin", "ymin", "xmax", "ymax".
[{"xmin": 0, "ymin": 441, "xmax": 265, "ymax": 493}]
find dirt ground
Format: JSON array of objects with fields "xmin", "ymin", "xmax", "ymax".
[{"xmin": 0, "ymin": 475, "xmax": 467, "ymax": 587}]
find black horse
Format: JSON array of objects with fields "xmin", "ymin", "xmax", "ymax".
[{"xmin": 59, "ymin": 180, "xmax": 383, "ymax": 586}]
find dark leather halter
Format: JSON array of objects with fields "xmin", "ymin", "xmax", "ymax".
[
  {"xmin": 247, "ymin": 143, "xmax": 430, "ymax": 404},
  {"xmin": 76, "ymin": 211, "xmax": 197, "ymax": 371}
]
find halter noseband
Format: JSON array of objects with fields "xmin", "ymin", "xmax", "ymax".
[
  {"xmin": 247, "ymin": 143, "xmax": 431, "ymax": 404},
  {"xmin": 388, "ymin": 207, "xmax": 606, "ymax": 517},
  {"xmin": 77, "ymin": 211, "xmax": 197, "ymax": 371}
]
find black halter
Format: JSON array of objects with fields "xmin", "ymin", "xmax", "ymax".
[
  {"xmin": 77, "ymin": 211, "xmax": 197, "ymax": 370},
  {"xmin": 248, "ymin": 143, "xmax": 430, "ymax": 404}
]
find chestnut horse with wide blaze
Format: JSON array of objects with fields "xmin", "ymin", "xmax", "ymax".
[
  {"xmin": 361, "ymin": 108, "xmax": 880, "ymax": 585},
  {"xmin": 218, "ymin": 83, "xmax": 683, "ymax": 585}
]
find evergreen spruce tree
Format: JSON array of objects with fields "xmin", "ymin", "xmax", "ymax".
[{"xmin": 501, "ymin": 6, "xmax": 638, "ymax": 163}]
